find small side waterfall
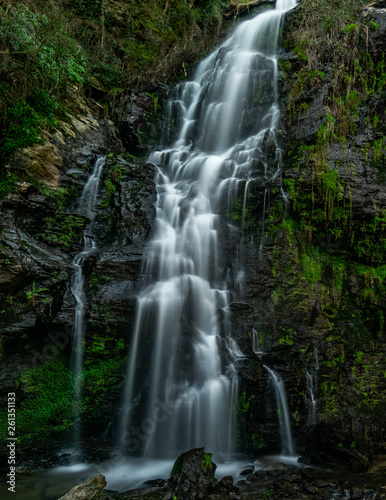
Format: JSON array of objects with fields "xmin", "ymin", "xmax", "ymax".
[
  {"xmin": 306, "ymin": 348, "xmax": 319, "ymax": 426},
  {"xmin": 264, "ymin": 366, "xmax": 294, "ymax": 456},
  {"xmin": 71, "ymin": 156, "xmax": 105, "ymax": 441},
  {"xmin": 252, "ymin": 327, "xmax": 263, "ymax": 354},
  {"xmin": 119, "ymin": 0, "xmax": 297, "ymax": 459}
]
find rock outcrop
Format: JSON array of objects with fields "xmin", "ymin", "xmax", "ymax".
[
  {"xmin": 0, "ymin": 91, "xmax": 159, "ymax": 447},
  {"xmin": 232, "ymin": 0, "xmax": 386, "ymax": 467},
  {"xmin": 58, "ymin": 474, "xmax": 107, "ymax": 500}
]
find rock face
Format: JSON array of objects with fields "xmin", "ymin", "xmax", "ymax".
[
  {"xmin": 0, "ymin": 91, "xmax": 159, "ymax": 446},
  {"xmin": 232, "ymin": 0, "xmax": 386, "ymax": 468},
  {"xmin": 116, "ymin": 84, "xmax": 169, "ymax": 156},
  {"xmin": 15, "ymin": 142, "xmax": 63, "ymax": 189}
]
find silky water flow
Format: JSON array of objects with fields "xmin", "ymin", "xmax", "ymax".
[
  {"xmin": 71, "ymin": 156, "xmax": 106, "ymax": 443},
  {"xmin": 118, "ymin": 0, "xmax": 298, "ymax": 461}
]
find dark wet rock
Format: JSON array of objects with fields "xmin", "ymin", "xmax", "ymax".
[
  {"xmin": 351, "ymin": 487, "xmax": 365, "ymax": 499},
  {"xmin": 93, "ymin": 156, "xmax": 156, "ymax": 246},
  {"xmin": 276, "ymin": 480, "xmax": 296, "ymax": 496},
  {"xmin": 235, "ymin": 357, "xmax": 263, "ymax": 382},
  {"xmin": 0, "ymin": 94, "xmax": 156, "ymax": 444},
  {"xmin": 231, "ymin": 0, "xmax": 386, "ymax": 466},
  {"xmin": 213, "ymin": 475, "xmax": 237, "ymax": 495},
  {"xmin": 240, "ymin": 468, "xmax": 254, "ymax": 476},
  {"xmin": 301, "ymin": 422, "xmax": 373, "ymax": 470},
  {"xmin": 362, "ymin": 1, "xmax": 386, "ymax": 60},
  {"xmin": 116, "ymin": 85, "xmax": 169, "ymax": 156},
  {"xmin": 314, "ymin": 480, "xmax": 329, "ymax": 488},
  {"xmin": 228, "ymin": 302, "xmax": 256, "ymax": 354},
  {"xmin": 303, "ymin": 481, "xmax": 318, "ymax": 494},
  {"xmin": 57, "ymin": 454, "xmax": 72, "ymax": 466},
  {"xmin": 142, "ymin": 478, "xmax": 164, "ymax": 487},
  {"xmin": 106, "ymin": 448, "xmax": 232, "ymax": 499},
  {"xmin": 51, "ymin": 455, "xmax": 386, "ymax": 500},
  {"xmin": 167, "ymin": 447, "xmax": 217, "ymax": 497}
]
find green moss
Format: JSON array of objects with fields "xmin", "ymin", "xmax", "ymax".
[
  {"xmin": 238, "ymin": 390, "xmax": 255, "ymax": 415},
  {"xmin": 278, "ymin": 58, "xmax": 291, "ymax": 77},
  {"xmin": 294, "ymin": 41, "xmax": 308, "ymax": 61},
  {"xmin": 345, "ymin": 23, "xmax": 357, "ymax": 35},
  {"xmin": 251, "ymin": 432, "xmax": 265, "ymax": 450},
  {"xmin": 300, "ymin": 249, "xmax": 322, "ymax": 285},
  {"xmin": 25, "ymin": 281, "xmax": 49, "ymax": 308},
  {"xmin": 35, "ymin": 214, "xmax": 85, "ymax": 249},
  {"xmin": 39, "ymin": 184, "xmax": 80, "ymax": 211},
  {"xmin": 82, "ymin": 357, "xmax": 126, "ymax": 421},
  {"xmin": 279, "ymin": 335, "xmax": 294, "ymax": 346},
  {"xmin": 201, "ymin": 452, "xmax": 213, "ymax": 472},
  {"xmin": 100, "ymin": 178, "xmax": 116, "ymax": 208},
  {"xmin": 0, "ymin": 358, "xmax": 75, "ymax": 444},
  {"xmin": 0, "ymin": 171, "xmax": 23, "ymax": 199}
]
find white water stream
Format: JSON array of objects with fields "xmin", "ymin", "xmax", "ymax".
[
  {"xmin": 252, "ymin": 327, "xmax": 264, "ymax": 354},
  {"xmin": 119, "ymin": 0, "xmax": 297, "ymax": 460},
  {"xmin": 264, "ymin": 365, "xmax": 295, "ymax": 456},
  {"xmin": 71, "ymin": 156, "xmax": 105, "ymax": 441},
  {"xmin": 306, "ymin": 348, "xmax": 319, "ymax": 426}
]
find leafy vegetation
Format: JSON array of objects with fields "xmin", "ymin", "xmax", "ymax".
[
  {"xmin": 287, "ymin": 0, "xmax": 370, "ymax": 68},
  {"xmin": 0, "ymin": 171, "xmax": 23, "ymax": 199},
  {"xmin": 25, "ymin": 281, "xmax": 49, "ymax": 308},
  {"xmin": 2, "ymin": 358, "xmax": 76, "ymax": 443},
  {"xmin": 0, "ymin": 4, "xmax": 85, "ymax": 163},
  {"xmin": 0, "ymin": 0, "xmax": 235, "ymax": 168},
  {"xmin": 35, "ymin": 214, "xmax": 85, "ymax": 249}
]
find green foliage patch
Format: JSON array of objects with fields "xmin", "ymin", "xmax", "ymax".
[
  {"xmin": 0, "ymin": 4, "xmax": 86, "ymax": 163},
  {"xmin": 35, "ymin": 214, "xmax": 85, "ymax": 249},
  {"xmin": 0, "ymin": 171, "xmax": 23, "ymax": 199},
  {"xmin": 0, "ymin": 0, "xmax": 233, "ymax": 166},
  {"xmin": 0, "ymin": 358, "xmax": 75, "ymax": 443}
]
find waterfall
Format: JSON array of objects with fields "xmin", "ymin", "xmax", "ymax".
[
  {"xmin": 119, "ymin": 0, "xmax": 297, "ymax": 459},
  {"xmin": 252, "ymin": 327, "xmax": 263, "ymax": 354},
  {"xmin": 306, "ymin": 348, "xmax": 319, "ymax": 426},
  {"xmin": 264, "ymin": 365, "xmax": 295, "ymax": 456},
  {"xmin": 71, "ymin": 156, "xmax": 105, "ymax": 442}
]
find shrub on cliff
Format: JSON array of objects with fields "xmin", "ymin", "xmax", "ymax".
[{"xmin": 0, "ymin": 4, "xmax": 85, "ymax": 164}]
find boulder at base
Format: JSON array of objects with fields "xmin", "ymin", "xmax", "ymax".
[{"xmin": 58, "ymin": 474, "xmax": 107, "ymax": 500}]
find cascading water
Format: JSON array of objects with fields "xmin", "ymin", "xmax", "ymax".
[
  {"xmin": 306, "ymin": 348, "xmax": 319, "ymax": 426},
  {"xmin": 264, "ymin": 365, "xmax": 294, "ymax": 456},
  {"xmin": 71, "ymin": 156, "xmax": 105, "ymax": 441},
  {"xmin": 252, "ymin": 327, "xmax": 263, "ymax": 354},
  {"xmin": 119, "ymin": 0, "xmax": 297, "ymax": 460}
]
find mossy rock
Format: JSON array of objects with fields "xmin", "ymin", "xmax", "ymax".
[{"xmin": 171, "ymin": 447, "xmax": 216, "ymax": 481}]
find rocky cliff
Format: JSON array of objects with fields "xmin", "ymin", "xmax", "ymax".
[
  {"xmin": 0, "ymin": 0, "xmax": 385, "ymax": 490},
  {"xmin": 0, "ymin": 90, "xmax": 160, "ymax": 446},
  {"xmin": 233, "ymin": 0, "xmax": 386, "ymax": 469}
]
